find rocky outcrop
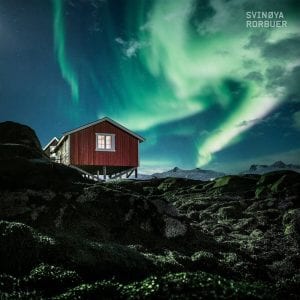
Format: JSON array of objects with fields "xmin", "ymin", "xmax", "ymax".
[
  {"xmin": 0, "ymin": 121, "xmax": 86, "ymax": 190},
  {"xmin": 0, "ymin": 121, "xmax": 42, "ymax": 152}
]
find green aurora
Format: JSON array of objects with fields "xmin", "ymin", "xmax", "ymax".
[
  {"xmin": 53, "ymin": 0, "xmax": 79, "ymax": 104},
  {"xmin": 50, "ymin": 0, "xmax": 300, "ymax": 170}
]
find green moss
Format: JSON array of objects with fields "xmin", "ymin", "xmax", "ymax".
[
  {"xmin": 0, "ymin": 274, "xmax": 19, "ymax": 293},
  {"xmin": 157, "ymin": 178, "xmax": 197, "ymax": 192},
  {"xmin": 282, "ymin": 209, "xmax": 300, "ymax": 238},
  {"xmin": 208, "ymin": 175, "xmax": 256, "ymax": 197},
  {"xmin": 256, "ymin": 171, "xmax": 300, "ymax": 199},
  {"xmin": 53, "ymin": 280, "xmax": 121, "ymax": 299},
  {"xmin": 54, "ymin": 271, "xmax": 274, "ymax": 300},
  {"xmin": 212, "ymin": 176, "xmax": 231, "ymax": 188},
  {"xmin": 23, "ymin": 264, "xmax": 81, "ymax": 296},
  {"xmin": 142, "ymin": 251, "xmax": 184, "ymax": 273},
  {"xmin": 255, "ymin": 186, "xmax": 267, "ymax": 198},
  {"xmin": 0, "ymin": 221, "xmax": 55, "ymax": 275}
]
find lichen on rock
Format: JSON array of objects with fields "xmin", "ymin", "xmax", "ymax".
[{"xmin": 164, "ymin": 217, "xmax": 187, "ymax": 238}]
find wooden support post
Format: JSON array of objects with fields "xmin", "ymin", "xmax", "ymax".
[
  {"xmin": 126, "ymin": 169, "xmax": 134, "ymax": 178},
  {"xmin": 103, "ymin": 166, "xmax": 107, "ymax": 181},
  {"xmin": 97, "ymin": 170, "xmax": 100, "ymax": 181},
  {"xmin": 135, "ymin": 168, "xmax": 138, "ymax": 179}
]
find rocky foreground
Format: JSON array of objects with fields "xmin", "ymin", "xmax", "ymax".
[{"xmin": 0, "ymin": 121, "xmax": 300, "ymax": 299}]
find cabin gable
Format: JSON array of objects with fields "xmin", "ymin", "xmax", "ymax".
[
  {"xmin": 70, "ymin": 120, "xmax": 139, "ymax": 168},
  {"xmin": 43, "ymin": 137, "xmax": 59, "ymax": 158}
]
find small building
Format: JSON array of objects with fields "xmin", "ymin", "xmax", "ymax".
[
  {"xmin": 43, "ymin": 137, "xmax": 59, "ymax": 160},
  {"xmin": 45, "ymin": 117, "xmax": 145, "ymax": 179}
]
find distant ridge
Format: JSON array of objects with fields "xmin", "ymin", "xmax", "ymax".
[
  {"xmin": 241, "ymin": 161, "xmax": 300, "ymax": 175},
  {"xmin": 135, "ymin": 167, "xmax": 225, "ymax": 181}
]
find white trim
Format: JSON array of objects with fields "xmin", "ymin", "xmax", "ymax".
[
  {"xmin": 63, "ymin": 117, "xmax": 145, "ymax": 142},
  {"xmin": 54, "ymin": 135, "xmax": 67, "ymax": 150},
  {"xmin": 95, "ymin": 133, "xmax": 116, "ymax": 151},
  {"xmin": 43, "ymin": 137, "xmax": 59, "ymax": 151}
]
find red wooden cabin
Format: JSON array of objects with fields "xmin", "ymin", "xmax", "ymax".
[{"xmin": 47, "ymin": 117, "xmax": 145, "ymax": 179}]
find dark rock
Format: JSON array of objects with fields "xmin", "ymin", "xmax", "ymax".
[
  {"xmin": 0, "ymin": 221, "xmax": 153, "ymax": 281},
  {"xmin": 0, "ymin": 121, "xmax": 88, "ymax": 190},
  {"xmin": 53, "ymin": 271, "xmax": 274, "ymax": 300},
  {"xmin": 23, "ymin": 264, "xmax": 82, "ymax": 296},
  {"xmin": 207, "ymin": 175, "xmax": 257, "ymax": 197},
  {"xmin": 0, "ymin": 121, "xmax": 42, "ymax": 152},
  {"xmin": 282, "ymin": 209, "xmax": 300, "ymax": 241},
  {"xmin": 0, "ymin": 221, "xmax": 54, "ymax": 275},
  {"xmin": 191, "ymin": 251, "xmax": 218, "ymax": 271},
  {"xmin": 218, "ymin": 206, "xmax": 242, "ymax": 219},
  {"xmin": 256, "ymin": 171, "xmax": 300, "ymax": 198},
  {"xmin": 157, "ymin": 177, "xmax": 198, "ymax": 192},
  {"xmin": 0, "ymin": 158, "xmax": 86, "ymax": 190}
]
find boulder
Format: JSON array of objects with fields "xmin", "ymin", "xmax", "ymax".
[
  {"xmin": 0, "ymin": 121, "xmax": 42, "ymax": 152},
  {"xmin": 0, "ymin": 221, "xmax": 55, "ymax": 275},
  {"xmin": 0, "ymin": 157, "xmax": 85, "ymax": 190},
  {"xmin": 282, "ymin": 209, "xmax": 300, "ymax": 241},
  {"xmin": 256, "ymin": 171, "xmax": 300, "ymax": 198},
  {"xmin": 0, "ymin": 121, "xmax": 87, "ymax": 190},
  {"xmin": 207, "ymin": 175, "xmax": 257, "ymax": 197}
]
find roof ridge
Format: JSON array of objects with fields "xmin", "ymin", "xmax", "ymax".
[{"xmin": 62, "ymin": 117, "xmax": 145, "ymax": 142}]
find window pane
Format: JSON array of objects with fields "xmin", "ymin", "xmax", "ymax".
[
  {"xmin": 106, "ymin": 135, "xmax": 112, "ymax": 149},
  {"xmin": 98, "ymin": 135, "xmax": 105, "ymax": 149}
]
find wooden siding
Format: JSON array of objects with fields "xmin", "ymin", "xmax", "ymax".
[
  {"xmin": 56, "ymin": 136, "xmax": 70, "ymax": 165},
  {"xmin": 70, "ymin": 121, "xmax": 139, "ymax": 167},
  {"xmin": 44, "ymin": 140, "xmax": 58, "ymax": 157}
]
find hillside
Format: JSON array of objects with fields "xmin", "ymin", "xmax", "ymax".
[{"xmin": 0, "ymin": 121, "xmax": 300, "ymax": 299}]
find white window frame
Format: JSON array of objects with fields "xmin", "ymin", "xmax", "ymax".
[{"xmin": 95, "ymin": 133, "xmax": 115, "ymax": 152}]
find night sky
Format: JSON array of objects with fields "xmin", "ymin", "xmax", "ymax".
[{"xmin": 1, "ymin": 0, "xmax": 300, "ymax": 174}]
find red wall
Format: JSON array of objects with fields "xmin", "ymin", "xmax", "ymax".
[{"xmin": 70, "ymin": 121, "xmax": 139, "ymax": 167}]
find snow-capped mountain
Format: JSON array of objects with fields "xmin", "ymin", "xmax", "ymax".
[
  {"xmin": 241, "ymin": 161, "xmax": 300, "ymax": 175},
  {"xmin": 149, "ymin": 167, "xmax": 225, "ymax": 181}
]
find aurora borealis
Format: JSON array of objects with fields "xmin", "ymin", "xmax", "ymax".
[
  {"xmin": 1, "ymin": 0, "xmax": 300, "ymax": 173},
  {"xmin": 53, "ymin": 0, "xmax": 79, "ymax": 103}
]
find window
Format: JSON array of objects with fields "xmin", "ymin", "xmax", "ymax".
[
  {"xmin": 96, "ymin": 133, "xmax": 115, "ymax": 151},
  {"xmin": 50, "ymin": 146, "xmax": 56, "ymax": 153}
]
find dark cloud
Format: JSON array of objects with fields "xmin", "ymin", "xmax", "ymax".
[
  {"xmin": 244, "ymin": 71, "xmax": 263, "ymax": 82},
  {"xmin": 293, "ymin": 111, "xmax": 300, "ymax": 130},
  {"xmin": 190, "ymin": 0, "xmax": 216, "ymax": 32},
  {"xmin": 265, "ymin": 65, "xmax": 284, "ymax": 79},
  {"xmin": 262, "ymin": 35, "xmax": 300, "ymax": 59},
  {"xmin": 265, "ymin": 64, "xmax": 300, "ymax": 101},
  {"xmin": 265, "ymin": 65, "xmax": 285, "ymax": 89},
  {"xmin": 244, "ymin": 32, "xmax": 269, "ymax": 49},
  {"xmin": 285, "ymin": 66, "xmax": 300, "ymax": 101}
]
